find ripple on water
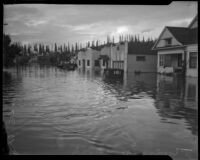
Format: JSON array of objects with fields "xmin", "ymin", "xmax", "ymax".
[{"xmin": 2, "ymin": 66, "xmax": 198, "ymax": 157}]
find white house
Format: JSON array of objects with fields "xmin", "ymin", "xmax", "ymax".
[
  {"xmin": 110, "ymin": 42, "xmax": 128, "ymax": 72},
  {"xmin": 152, "ymin": 15, "xmax": 198, "ymax": 77},
  {"xmin": 77, "ymin": 47, "xmax": 101, "ymax": 70}
]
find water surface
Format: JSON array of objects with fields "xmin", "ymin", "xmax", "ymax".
[{"xmin": 3, "ymin": 65, "xmax": 198, "ymax": 158}]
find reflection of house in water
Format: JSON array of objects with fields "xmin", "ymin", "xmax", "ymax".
[
  {"xmin": 78, "ymin": 68, "xmax": 103, "ymax": 80},
  {"xmin": 102, "ymin": 72, "xmax": 158, "ymax": 101},
  {"xmin": 123, "ymin": 72, "xmax": 157, "ymax": 99},
  {"xmin": 155, "ymin": 74, "xmax": 198, "ymax": 136},
  {"xmin": 185, "ymin": 77, "xmax": 198, "ymax": 103}
]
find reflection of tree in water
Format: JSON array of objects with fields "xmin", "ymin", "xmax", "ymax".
[
  {"xmin": 155, "ymin": 75, "xmax": 198, "ymax": 136},
  {"xmin": 3, "ymin": 71, "xmax": 22, "ymax": 105}
]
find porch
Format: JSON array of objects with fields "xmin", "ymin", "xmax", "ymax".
[{"xmin": 158, "ymin": 53, "xmax": 184, "ymax": 74}]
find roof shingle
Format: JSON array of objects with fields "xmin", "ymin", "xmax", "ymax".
[{"xmin": 166, "ymin": 27, "xmax": 198, "ymax": 45}]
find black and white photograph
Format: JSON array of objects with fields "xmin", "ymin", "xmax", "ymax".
[{"xmin": 2, "ymin": 1, "xmax": 198, "ymax": 159}]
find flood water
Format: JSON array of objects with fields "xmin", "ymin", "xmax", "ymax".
[{"xmin": 3, "ymin": 65, "xmax": 198, "ymax": 158}]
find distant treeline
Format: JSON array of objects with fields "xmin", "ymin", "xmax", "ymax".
[{"xmin": 3, "ymin": 33, "xmax": 156, "ymax": 67}]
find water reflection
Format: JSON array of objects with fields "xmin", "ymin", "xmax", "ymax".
[
  {"xmin": 155, "ymin": 75, "xmax": 198, "ymax": 136},
  {"xmin": 2, "ymin": 65, "xmax": 198, "ymax": 157}
]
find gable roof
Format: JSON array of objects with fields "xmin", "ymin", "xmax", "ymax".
[
  {"xmin": 152, "ymin": 26, "xmax": 198, "ymax": 50},
  {"xmin": 166, "ymin": 26, "xmax": 198, "ymax": 45},
  {"xmin": 152, "ymin": 15, "xmax": 198, "ymax": 50}
]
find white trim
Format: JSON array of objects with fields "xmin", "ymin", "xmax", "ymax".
[{"xmin": 152, "ymin": 27, "xmax": 167, "ymax": 50}]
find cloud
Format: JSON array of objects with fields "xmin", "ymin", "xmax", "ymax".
[
  {"xmin": 168, "ymin": 18, "xmax": 193, "ymax": 27},
  {"xmin": 25, "ymin": 19, "xmax": 49, "ymax": 27},
  {"xmin": 4, "ymin": 3, "xmax": 197, "ymax": 45},
  {"xmin": 141, "ymin": 28, "xmax": 154, "ymax": 34}
]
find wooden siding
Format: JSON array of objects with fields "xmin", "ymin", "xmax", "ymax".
[{"xmin": 127, "ymin": 54, "xmax": 157, "ymax": 72}]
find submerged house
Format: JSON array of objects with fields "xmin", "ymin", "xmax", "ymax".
[
  {"xmin": 77, "ymin": 40, "xmax": 157, "ymax": 74},
  {"xmin": 152, "ymin": 15, "xmax": 198, "ymax": 77},
  {"xmin": 77, "ymin": 47, "xmax": 101, "ymax": 70},
  {"xmin": 127, "ymin": 41, "xmax": 157, "ymax": 73},
  {"xmin": 99, "ymin": 44, "xmax": 112, "ymax": 69},
  {"xmin": 77, "ymin": 42, "xmax": 128, "ymax": 72}
]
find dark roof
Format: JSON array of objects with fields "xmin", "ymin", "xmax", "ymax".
[
  {"xmin": 90, "ymin": 45, "xmax": 105, "ymax": 51},
  {"xmin": 166, "ymin": 27, "xmax": 198, "ymax": 45},
  {"xmin": 99, "ymin": 55, "xmax": 110, "ymax": 60},
  {"xmin": 128, "ymin": 42, "xmax": 157, "ymax": 55}
]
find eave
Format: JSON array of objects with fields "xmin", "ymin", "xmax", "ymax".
[{"xmin": 152, "ymin": 45, "xmax": 186, "ymax": 51}]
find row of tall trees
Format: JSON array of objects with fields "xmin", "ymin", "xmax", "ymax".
[
  {"xmin": 3, "ymin": 33, "xmax": 157, "ymax": 67},
  {"xmin": 11, "ymin": 33, "xmax": 156, "ymax": 57}
]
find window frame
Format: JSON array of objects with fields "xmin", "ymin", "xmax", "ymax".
[
  {"xmin": 165, "ymin": 38, "xmax": 172, "ymax": 46},
  {"xmin": 136, "ymin": 56, "xmax": 146, "ymax": 62},
  {"xmin": 189, "ymin": 52, "xmax": 197, "ymax": 69},
  {"xmin": 159, "ymin": 55, "xmax": 164, "ymax": 66}
]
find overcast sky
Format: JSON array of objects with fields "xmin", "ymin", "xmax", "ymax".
[{"xmin": 4, "ymin": 2, "xmax": 197, "ymax": 46}]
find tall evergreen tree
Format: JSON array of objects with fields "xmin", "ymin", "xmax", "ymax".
[
  {"xmin": 96, "ymin": 40, "xmax": 99, "ymax": 47},
  {"xmin": 54, "ymin": 43, "xmax": 57, "ymax": 53},
  {"xmin": 39, "ymin": 44, "xmax": 42, "ymax": 55},
  {"xmin": 23, "ymin": 44, "xmax": 27, "ymax": 55},
  {"xmin": 34, "ymin": 44, "xmax": 38, "ymax": 53},
  {"xmin": 92, "ymin": 41, "xmax": 94, "ymax": 47},
  {"xmin": 28, "ymin": 44, "xmax": 31, "ymax": 55},
  {"xmin": 46, "ymin": 45, "xmax": 50, "ymax": 53},
  {"xmin": 75, "ymin": 43, "xmax": 78, "ymax": 52}
]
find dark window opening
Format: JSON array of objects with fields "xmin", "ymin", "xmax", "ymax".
[
  {"xmin": 95, "ymin": 60, "xmax": 100, "ymax": 67},
  {"xmin": 189, "ymin": 52, "xmax": 197, "ymax": 68},
  {"xmin": 160, "ymin": 55, "xmax": 164, "ymax": 66},
  {"xmin": 165, "ymin": 38, "xmax": 172, "ymax": 46},
  {"xmin": 79, "ymin": 60, "xmax": 81, "ymax": 66},
  {"xmin": 87, "ymin": 60, "xmax": 90, "ymax": 66},
  {"xmin": 103, "ymin": 60, "xmax": 106, "ymax": 66},
  {"xmin": 136, "ymin": 56, "xmax": 146, "ymax": 61},
  {"xmin": 164, "ymin": 55, "xmax": 171, "ymax": 67}
]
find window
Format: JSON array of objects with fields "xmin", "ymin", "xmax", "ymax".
[
  {"xmin": 87, "ymin": 60, "xmax": 90, "ymax": 66},
  {"xmin": 136, "ymin": 56, "xmax": 146, "ymax": 61},
  {"xmin": 95, "ymin": 60, "xmax": 100, "ymax": 67},
  {"xmin": 177, "ymin": 54, "xmax": 182, "ymax": 67},
  {"xmin": 165, "ymin": 38, "xmax": 172, "ymax": 46},
  {"xmin": 159, "ymin": 55, "xmax": 164, "ymax": 66},
  {"xmin": 113, "ymin": 61, "xmax": 124, "ymax": 69},
  {"xmin": 164, "ymin": 55, "xmax": 171, "ymax": 67},
  {"xmin": 117, "ymin": 46, "xmax": 119, "ymax": 50},
  {"xmin": 79, "ymin": 60, "xmax": 81, "ymax": 66},
  {"xmin": 189, "ymin": 52, "xmax": 197, "ymax": 68},
  {"xmin": 103, "ymin": 60, "xmax": 106, "ymax": 66}
]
